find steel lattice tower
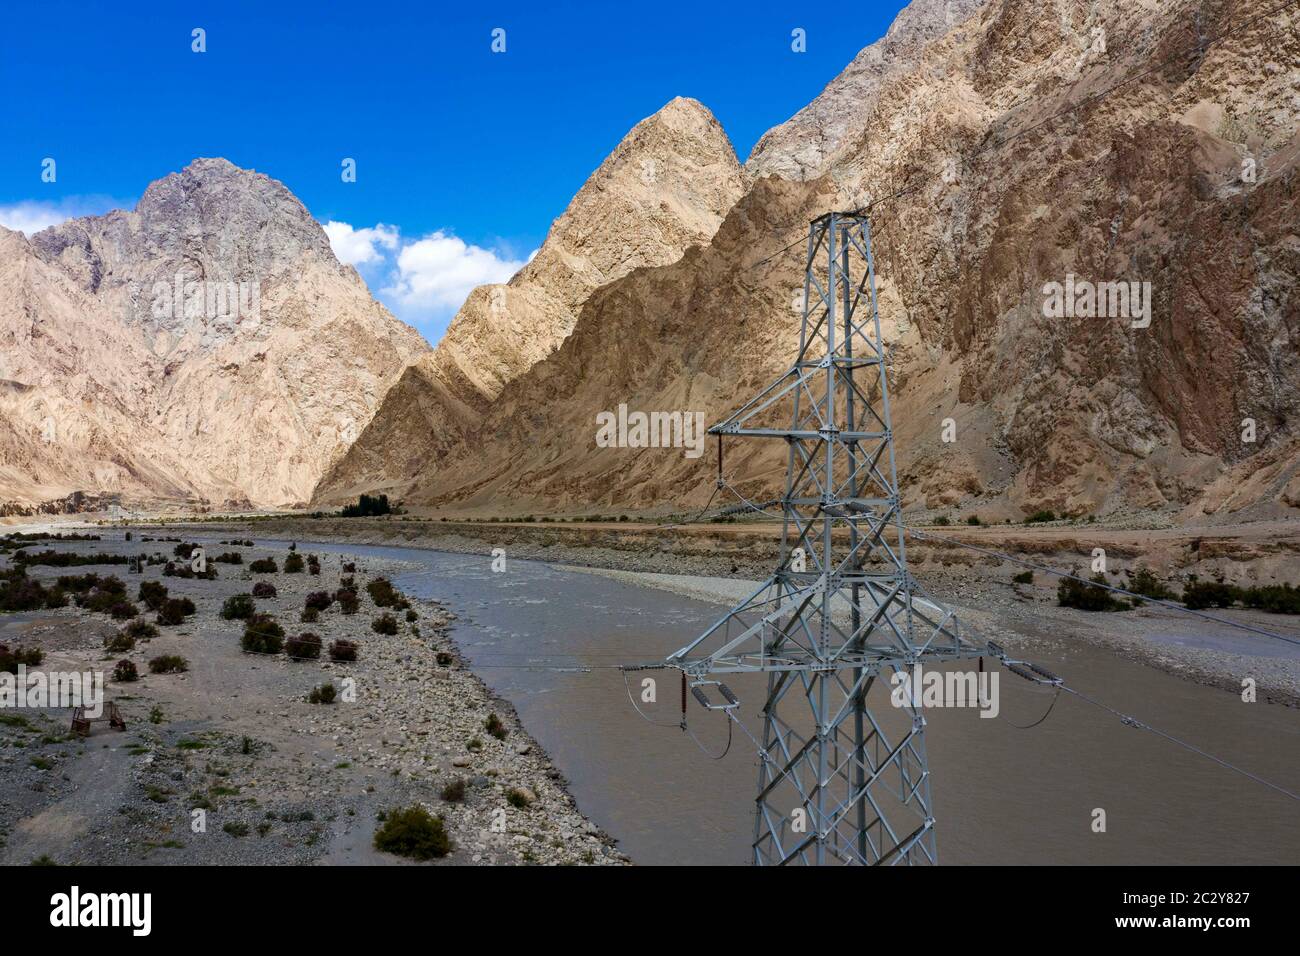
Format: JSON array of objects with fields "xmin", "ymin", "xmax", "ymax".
[{"xmin": 668, "ymin": 212, "xmax": 984, "ymax": 865}]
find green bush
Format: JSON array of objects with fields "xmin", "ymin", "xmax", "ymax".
[
  {"xmin": 1129, "ymin": 567, "xmax": 1176, "ymax": 601},
  {"xmin": 933, "ymin": 515, "xmax": 950, "ymax": 526},
  {"xmin": 112, "ymin": 659, "xmax": 138, "ymax": 682},
  {"xmin": 1240, "ymin": 583, "xmax": 1300, "ymax": 614},
  {"xmin": 372, "ymin": 805, "xmax": 450, "ymax": 860},
  {"xmin": 251, "ymin": 581, "xmax": 277, "ymax": 599},
  {"xmin": 1026, "ymin": 509, "xmax": 1056, "ymax": 524},
  {"xmin": 485, "ymin": 713, "xmax": 508, "ymax": 740},
  {"xmin": 104, "ymin": 630, "xmax": 136, "ymax": 653},
  {"xmin": 1011, "ymin": 570, "xmax": 1033, "ymax": 585},
  {"xmin": 148, "ymin": 655, "xmax": 188, "ymax": 674},
  {"xmin": 285, "ymin": 632, "xmax": 322, "ymax": 661},
  {"xmin": 307, "ymin": 682, "xmax": 336, "ymax": 704},
  {"xmin": 341, "ymin": 494, "xmax": 394, "ymax": 518},
  {"xmin": 335, "ymin": 588, "xmax": 360, "ymax": 614},
  {"xmin": 0, "ymin": 642, "xmax": 44, "ymax": 674},
  {"xmin": 372, "ymin": 613, "xmax": 399, "ymax": 635},
  {"xmin": 965, "ymin": 515, "xmax": 981, "ymax": 526},
  {"xmin": 440, "ymin": 778, "xmax": 467, "ymax": 802},
  {"xmin": 305, "ymin": 590, "xmax": 333, "ymax": 612},
  {"xmin": 328, "ymin": 639, "xmax": 358, "ymax": 662},
  {"xmin": 137, "ymin": 580, "xmax": 169, "ymax": 611},
  {"xmin": 124, "ymin": 620, "xmax": 159, "ymax": 641},
  {"xmin": 1057, "ymin": 573, "xmax": 1127, "ymax": 612},
  {"xmin": 366, "ymin": 577, "xmax": 401, "ymax": 608},
  {"xmin": 241, "ymin": 614, "xmax": 285, "ymax": 654},
  {"xmin": 156, "ymin": 597, "xmax": 195, "ymax": 626},
  {"xmin": 284, "ymin": 553, "xmax": 305, "ymax": 574},
  {"xmin": 221, "ymin": 593, "xmax": 256, "ymax": 620},
  {"xmin": 1182, "ymin": 580, "xmax": 1240, "ymax": 611},
  {"xmin": 248, "ymin": 558, "xmax": 278, "ymax": 573}
]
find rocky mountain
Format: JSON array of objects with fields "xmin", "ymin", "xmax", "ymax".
[
  {"xmin": 314, "ymin": 97, "xmax": 748, "ymax": 503},
  {"xmin": 0, "ymin": 159, "xmax": 428, "ymax": 511},
  {"xmin": 355, "ymin": 0, "xmax": 1299, "ymax": 522}
]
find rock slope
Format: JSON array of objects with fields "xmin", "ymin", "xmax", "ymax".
[
  {"xmin": 313, "ymin": 97, "xmax": 748, "ymax": 503},
  {"xmin": 0, "ymin": 159, "xmax": 429, "ymax": 510},
  {"xmin": 384, "ymin": 0, "xmax": 1300, "ymax": 522}
]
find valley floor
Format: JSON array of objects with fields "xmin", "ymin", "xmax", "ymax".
[
  {"xmin": 0, "ymin": 537, "xmax": 625, "ymax": 866},
  {"xmin": 134, "ymin": 514, "xmax": 1300, "ymax": 707}
]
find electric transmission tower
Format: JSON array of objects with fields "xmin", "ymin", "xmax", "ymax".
[{"xmin": 667, "ymin": 212, "xmax": 985, "ymax": 865}]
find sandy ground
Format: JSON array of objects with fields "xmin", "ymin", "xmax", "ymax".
[{"xmin": 0, "ymin": 534, "xmax": 625, "ymax": 865}]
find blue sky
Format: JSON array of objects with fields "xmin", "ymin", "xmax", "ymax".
[{"xmin": 1, "ymin": 0, "xmax": 906, "ymax": 342}]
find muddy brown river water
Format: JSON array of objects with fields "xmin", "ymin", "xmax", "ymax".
[{"xmin": 280, "ymin": 539, "xmax": 1300, "ymax": 866}]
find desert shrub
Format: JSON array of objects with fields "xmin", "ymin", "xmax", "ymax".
[
  {"xmin": 328, "ymin": 639, "xmax": 358, "ymax": 662},
  {"xmin": 372, "ymin": 805, "xmax": 450, "ymax": 859},
  {"xmin": 149, "ymin": 654, "xmax": 189, "ymax": 674},
  {"xmin": 485, "ymin": 713, "xmax": 508, "ymax": 740},
  {"xmin": 342, "ymin": 562, "xmax": 356, "ymax": 574},
  {"xmin": 248, "ymin": 558, "xmax": 278, "ymax": 573},
  {"xmin": 251, "ymin": 581, "xmax": 277, "ymax": 599},
  {"xmin": 505, "ymin": 787, "xmax": 533, "ymax": 809},
  {"xmin": 285, "ymin": 632, "xmax": 322, "ymax": 661},
  {"xmin": 1182, "ymin": 580, "xmax": 1240, "ymax": 611},
  {"xmin": 0, "ymin": 569, "xmax": 62, "ymax": 612},
  {"xmin": 1240, "ymin": 583, "xmax": 1300, "ymax": 614},
  {"xmin": 163, "ymin": 561, "xmax": 217, "ymax": 580},
  {"xmin": 304, "ymin": 591, "xmax": 333, "ymax": 612},
  {"xmin": 339, "ymin": 575, "xmax": 356, "ymax": 590},
  {"xmin": 1058, "ymin": 573, "xmax": 1127, "ymax": 612},
  {"xmin": 307, "ymin": 682, "xmax": 336, "ymax": 704},
  {"xmin": 306, "ymin": 554, "xmax": 321, "ymax": 575},
  {"xmin": 933, "ymin": 515, "xmax": 950, "ymax": 526},
  {"xmin": 1012, "ymin": 570, "xmax": 1033, "ymax": 585},
  {"xmin": 213, "ymin": 551, "xmax": 244, "ymax": 564},
  {"xmin": 124, "ymin": 619, "xmax": 159, "ymax": 641},
  {"xmin": 440, "ymin": 778, "xmax": 467, "ymax": 802},
  {"xmin": 241, "ymin": 614, "xmax": 285, "ymax": 654},
  {"xmin": 113, "ymin": 659, "xmax": 139, "ymax": 682},
  {"xmin": 372, "ymin": 613, "xmax": 399, "ymax": 635},
  {"xmin": 156, "ymin": 597, "xmax": 195, "ymax": 626},
  {"xmin": 13, "ymin": 549, "xmax": 129, "ymax": 568},
  {"xmin": 301, "ymin": 607, "xmax": 319, "ymax": 623},
  {"xmin": 335, "ymin": 588, "xmax": 360, "ymax": 615},
  {"xmin": 173, "ymin": 542, "xmax": 199, "ymax": 559},
  {"xmin": 104, "ymin": 630, "xmax": 136, "ymax": 653},
  {"xmin": 1026, "ymin": 510, "xmax": 1056, "ymax": 524},
  {"xmin": 109, "ymin": 601, "xmax": 139, "ymax": 620},
  {"xmin": 137, "ymin": 580, "xmax": 169, "ymax": 610},
  {"xmin": 0, "ymin": 643, "xmax": 44, "ymax": 673},
  {"xmin": 283, "ymin": 553, "xmax": 305, "ymax": 574},
  {"xmin": 1129, "ymin": 567, "xmax": 1176, "ymax": 601},
  {"xmin": 366, "ymin": 577, "xmax": 401, "ymax": 608},
  {"xmin": 965, "ymin": 515, "xmax": 981, "ymax": 526},
  {"xmin": 221, "ymin": 593, "xmax": 256, "ymax": 620},
  {"xmin": 436, "ymin": 651, "xmax": 454, "ymax": 667}
]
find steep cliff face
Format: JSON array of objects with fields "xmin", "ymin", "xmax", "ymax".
[
  {"xmin": 313, "ymin": 96, "xmax": 749, "ymax": 503},
  {"xmin": 0, "ymin": 159, "xmax": 429, "ymax": 510},
  {"xmin": 392, "ymin": 0, "xmax": 1300, "ymax": 521}
]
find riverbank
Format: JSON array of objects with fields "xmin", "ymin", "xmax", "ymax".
[
  {"xmin": 0, "ymin": 534, "xmax": 626, "ymax": 865},
  {"xmin": 117, "ymin": 515, "xmax": 1300, "ymax": 708}
]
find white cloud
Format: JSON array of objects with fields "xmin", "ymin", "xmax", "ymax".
[
  {"xmin": 323, "ymin": 220, "xmax": 399, "ymax": 266},
  {"xmin": 0, "ymin": 196, "xmax": 128, "ymax": 236},
  {"xmin": 382, "ymin": 230, "xmax": 527, "ymax": 312}
]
